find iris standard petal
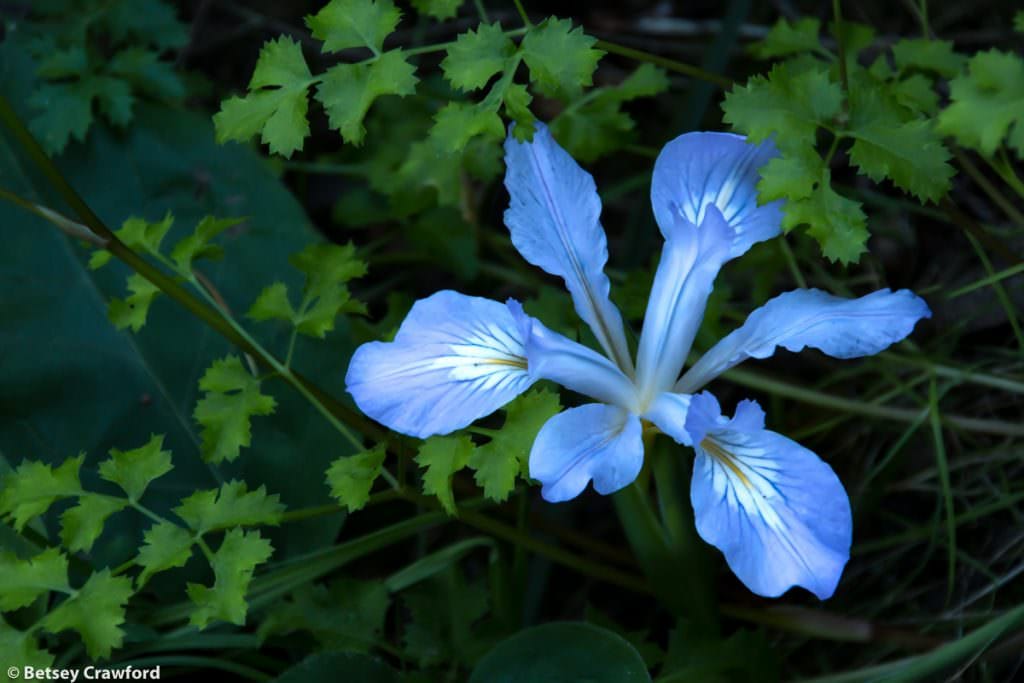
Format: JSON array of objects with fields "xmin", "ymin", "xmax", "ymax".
[
  {"xmin": 345, "ymin": 291, "xmax": 534, "ymax": 438},
  {"xmin": 687, "ymin": 395, "xmax": 852, "ymax": 600},
  {"xmin": 503, "ymin": 123, "xmax": 633, "ymax": 373},
  {"xmin": 529, "ymin": 404, "xmax": 644, "ymax": 502},
  {"xmin": 634, "ymin": 205, "xmax": 733, "ymax": 401},
  {"xmin": 507, "ymin": 301, "xmax": 638, "ymax": 410},
  {"xmin": 651, "ymin": 132, "xmax": 782, "ymax": 259},
  {"xmin": 677, "ymin": 288, "xmax": 932, "ymax": 393}
]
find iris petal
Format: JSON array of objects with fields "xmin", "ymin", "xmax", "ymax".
[
  {"xmin": 677, "ymin": 288, "xmax": 932, "ymax": 393},
  {"xmin": 651, "ymin": 132, "xmax": 782, "ymax": 259},
  {"xmin": 345, "ymin": 291, "xmax": 534, "ymax": 438},
  {"xmin": 504, "ymin": 124, "xmax": 633, "ymax": 373},
  {"xmin": 529, "ymin": 404, "xmax": 644, "ymax": 502},
  {"xmin": 634, "ymin": 205, "xmax": 733, "ymax": 400},
  {"xmin": 685, "ymin": 393, "xmax": 852, "ymax": 600},
  {"xmin": 507, "ymin": 301, "xmax": 637, "ymax": 410}
]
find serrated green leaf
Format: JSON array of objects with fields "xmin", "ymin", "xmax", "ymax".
[
  {"xmin": 315, "ymin": 50, "xmax": 418, "ymax": 145},
  {"xmin": 36, "ymin": 46, "xmax": 88, "ymax": 79},
  {"xmin": 468, "ymin": 389, "xmax": 561, "ymax": 502},
  {"xmin": 175, "ymin": 481, "xmax": 285, "ymax": 534},
  {"xmin": 289, "ymin": 243, "xmax": 369, "ymax": 338},
  {"xmin": 430, "ymin": 101, "xmax": 504, "ymax": 154},
  {"xmin": 108, "ymin": 273, "xmax": 161, "ymax": 332},
  {"xmin": 829, "ymin": 19, "xmax": 875, "ymax": 56},
  {"xmin": 416, "ymin": 436, "xmax": 473, "ymax": 515},
  {"xmin": 60, "ymin": 495, "xmax": 128, "ymax": 553},
  {"xmin": 937, "ymin": 49, "xmax": 1024, "ymax": 157},
  {"xmin": 194, "ymin": 356, "xmax": 277, "ymax": 463},
  {"xmin": 751, "ymin": 18, "xmax": 822, "ymax": 59},
  {"xmin": 98, "ymin": 434, "xmax": 173, "ymax": 501},
  {"xmin": 170, "ymin": 216, "xmax": 246, "ymax": 273},
  {"xmin": 326, "ymin": 444, "xmax": 386, "ymax": 512},
  {"xmin": 42, "ymin": 570, "xmax": 133, "ymax": 660},
  {"xmin": 441, "ymin": 23, "xmax": 514, "ymax": 91},
  {"xmin": 213, "ymin": 36, "xmax": 313, "ymax": 158},
  {"xmin": 259, "ymin": 578, "xmax": 389, "ymax": 651},
  {"xmin": 0, "ymin": 548, "xmax": 70, "ymax": 611},
  {"xmin": 723, "ymin": 61, "xmax": 842, "ymax": 154},
  {"xmin": 187, "ymin": 529, "xmax": 273, "ymax": 629},
  {"xmin": 889, "ymin": 73, "xmax": 939, "ymax": 116},
  {"xmin": 848, "ymin": 94, "xmax": 953, "ymax": 203},
  {"xmin": 522, "ymin": 17, "xmax": 603, "ymax": 99},
  {"xmin": 756, "ymin": 149, "xmax": 824, "ymax": 202},
  {"xmin": 783, "ymin": 175, "xmax": 868, "ymax": 264},
  {"xmin": 107, "ymin": 47, "xmax": 185, "ymax": 100},
  {"xmin": 891, "ymin": 38, "xmax": 965, "ymax": 78},
  {"xmin": 611, "ymin": 63, "xmax": 670, "ymax": 101},
  {"xmin": 135, "ymin": 521, "xmax": 195, "ymax": 585},
  {"xmin": 411, "ymin": 0, "xmax": 464, "ymax": 20},
  {"xmin": 248, "ymin": 282, "xmax": 296, "ymax": 323},
  {"xmin": 0, "ymin": 456, "xmax": 83, "ymax": 531},
  {"xmin": 91, "ymin": 214, "xmax": 175, "ymax": 270},
  {"xmin": 28, "ymin": 82, "xmax": 93, "ymax": 154},
  {"xmin": 306, "ymin": 0, "xmax": 402, "ymax": 53},
  {"xmin": 503, "ymin": 83, "xmax": 535, "ymax": 140}
]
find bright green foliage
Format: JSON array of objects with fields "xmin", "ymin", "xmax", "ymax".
[
  {"xmin": 260, "ymin": 578, "xmax": 389, "ymax": 651},
  {"xmin": 213, "ymin": 36, "xmax": 314, "ymax": 158},
  {"xmin": 783, "ymin": 175, "xmax": 868, "ymax": 264},
  {"xmin": 90, "ymin": 214, "xmax": 175, "ymax": 268},
  {"xmin": 326, "ymin": 444, "xmax": 387, "ymax": 512},
  {"xmin": 503, "ymin": 83, "xmax": 536, "ymax": 140},
  {"xmin": 187, "ymin": 529, "xmax": 274, "ymax": 629},
  {"xmin": 0, "ymin": 548, "xmax": 70, "ymax": 611},
  {"xmin": 848, "ymin": 106, "xmax": 953, "ymax": 203},
  {"xmin": 938, "ymin": 50, "xmax": 1024, "ymax": 157},
  {"xmin": 723, "ymin": 62, "xmax": 842, "ymax": 154},
  {"xmin": 431, "ymin": 102, "xmax": 505, "ymax": 154},
  {"xmin": 249, "ymin": 243, "xmax": 367, "ymax": 338},
  {"xmin": 135, "ymin": 522, "xmax": 196, "ymax": 585},
  {"xmin": 0, "ymin": 455, "xmax": 83, "ymax": 531},
  {"xmin": 99, "ymin": 434, "xmax": 173, "ymax": 501},
  {"xmin": 750, "ymin": 18, "xmax": 823, "ymax": 59},
  {"xmin": 315, "ymin": 51, "xmax": 418, "ymax": 145},
  {"xmin": 756, "ymin": 150, "xmax": 824, "ymax": 202},
  {"xmin": 441, "ymin": 23, "xmax": 515, "ymax": 91},
  {"xmin": 60, "ymin": 495, "xmax": 127, "ymax": 553},
  {"xmin": 415, "ymin": 436, "xmax": 474, "ymax": 515},
  {"xmin": 307, "ymin": 0, "xmax": 402, "ymax": 53},
  {"xmin": 193, "ymin": 356, "xmax": 277, "ymax": 463},
  {"xmin": 891, "ymin": 39, "xmax": 965, "ymax": 78},
  {"xmin": 170, "ymin": 216, "xmax": 247, "ymax": 273},
  {"xmin": 175, "ymin": 481, "xmax": 285, "ymax": 534},
  {"xmin": 552, "ymin": 63, "xmax": 669, "ymax": 162},
  {"xmin": 21, "ymin": 0, "xmax": 186, "ymax": 153},
  {"xmin": 42, "ymin": 571, "xmax": 134, "ymax": 660},
  {"xmin": 107, "ymin": 273, "xmax": 161, "ymax": 331},
  {"xmin": 467, "ymin": 389, "xmax": 561, "ymax": 502},
  {"xmin": 521, "ymin": 18, "xmax": 603, "ymax": 99},
  {"xmin": 411, "ymin": 0, "xmax": 464, "ymax": 20}
]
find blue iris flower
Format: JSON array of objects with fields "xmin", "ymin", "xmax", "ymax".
[{"xmin": 346, "ymin": 124, "xmax": 931, "ymax": 600}]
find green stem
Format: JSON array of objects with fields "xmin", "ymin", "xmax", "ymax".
[
  {"xmin": 0, "ymin": 95, "xmax": 388, "ymax": 446},
  {"xmin": 797, "ymin": 604, "xmax": 1024, "ymax": 683},
  {"xmin": 720, "ymin": 366, "xmax": 1024, "ymax": 437},
  {"xmin": 593, "ymin": 39, "xmax": 733, "ymax": 88},
  {"xmin": 955, "ymin": 149, "xmax": 1024, "ymax": 228},
  {"xmin": 512, "ymin": 0, "xmax": 531, "ymax": 26},
  {"xmin": 832, "ymin": 0, "xmax": 851, "ymax": 98}
]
